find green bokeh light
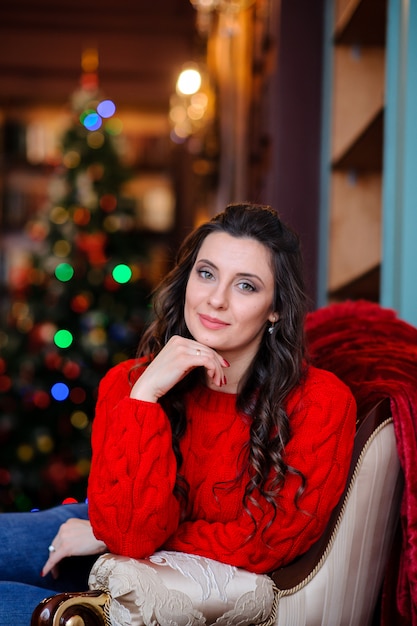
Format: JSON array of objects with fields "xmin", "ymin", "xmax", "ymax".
[
  {"xmin": 54, "ymin": 329, "xmax": 73, "ymax": 349},
  {"xmin": 55, "ymin": 263, "xmax": 74, "ymax": 282},
  {"xmin": 112, "ymin": 264, "xmax": 132, "ymax": 284},
  {"xmin": 79, "ymin": 108, "xmax": 95, "ymax": 124}
]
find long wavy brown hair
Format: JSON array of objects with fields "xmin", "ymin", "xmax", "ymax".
[{"xmin": 136, "ymin": 203, "xmax": 309, "ymax": 524}]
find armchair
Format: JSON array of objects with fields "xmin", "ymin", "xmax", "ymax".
[{"xmin": 31, "ymin": 397, "xmax": 402, "ymax": 626}]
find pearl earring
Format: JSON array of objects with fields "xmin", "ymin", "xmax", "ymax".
[{"xmin": 268, "ymin": 323, "xmax": 275, "ymax": 335}]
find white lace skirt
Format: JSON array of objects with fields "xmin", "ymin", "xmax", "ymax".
[{"xmin": 88, "ymin": 550, "xmax": 275, "ymax": 626}]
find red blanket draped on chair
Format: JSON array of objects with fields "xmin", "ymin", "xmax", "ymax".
[{"xmin": 305, "ymin": 300, "xmax": 417, "ymax": 626}]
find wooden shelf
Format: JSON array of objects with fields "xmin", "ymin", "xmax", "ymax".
[
  {"xmin": 329, "ymin": 263, "xmax": 380, "ymax": 302},
  {"xmin": 331, "ymin": 45, "xmax": 385, "ymax": 161},
  {"xmin": 327, "ymin": 171, "xmax": 382, "ymax": 293},
  {"xmin": 334, "ymin": 0, "xmax": 387, "ymax": 46},
  {"xmin": 332, "ymin": 108, "xmax": 384, "ymax": 171}
]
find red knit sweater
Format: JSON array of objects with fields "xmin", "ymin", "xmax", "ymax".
[{"xmin": 88, "ymin": 359, "xmax": 356, "ymax": 574}]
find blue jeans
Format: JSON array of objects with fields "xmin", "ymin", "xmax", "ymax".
[{"xmin": 0, "ymin": 503, "xmax": 97, "ymax": 626}]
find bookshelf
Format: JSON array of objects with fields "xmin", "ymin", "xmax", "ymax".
[{"xmin": 326, "ymin": 0, "xmax": 387, "ymax": 301}]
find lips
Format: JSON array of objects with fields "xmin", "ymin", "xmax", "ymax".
[{"xmin": 198, "ymin": 314, "xmax": 230, "ymax": 330}]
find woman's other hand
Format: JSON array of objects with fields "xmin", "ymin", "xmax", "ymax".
[
  {"xmin": 130, "ymin": 335, "xmax": 229, "ymax": 403},
  {"xmin": 41, "ymin": 518, "xmax": 107, "ymax": 579}
]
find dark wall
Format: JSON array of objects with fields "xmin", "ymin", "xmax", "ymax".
[{"xmin": 266, "ymin": 0, "xmax": 325, "ymax": 306}]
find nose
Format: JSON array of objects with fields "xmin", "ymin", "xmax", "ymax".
[{"xmin": 208, "ymin": 282, "xmax": 228, "ymax": 309}]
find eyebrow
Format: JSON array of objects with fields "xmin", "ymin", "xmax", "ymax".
[{"xmin": 196, "ymin": 258, "xmax": 266, "ymax": 286}]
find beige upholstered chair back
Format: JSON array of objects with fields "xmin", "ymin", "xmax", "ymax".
[{"xmin": 271, "ymin": 398, "xmax": 402, "ymax": 626}]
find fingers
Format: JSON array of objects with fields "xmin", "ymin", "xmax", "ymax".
[
  {"xmin": 174, "ymin": 336, "xmax": 229, "ymax": 388},
  {"xmin": 130, "ymin": 336, "xmax": 230, "ymax": 401},
  {"xmin": 41, "ymin": 541, "xmax": 62, "ymax": 578},
  {"xmin": 41, "ymin": 527, "xmax": 72, "ymax": 578},
  {"xmin": 41, "ymin": 518, "xmax": 107, "ymax": 579},
  {"xmin": 194, "ymin": 345, "xmax": 228, "ymax": 387}
]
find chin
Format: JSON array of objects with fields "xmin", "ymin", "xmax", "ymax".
[{"xmin": 195, "ymin": 331, "xmax": 225, "ymax": 350}]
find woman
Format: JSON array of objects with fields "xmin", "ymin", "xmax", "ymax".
[{"xmin": 0, "ymin": 203, "xmax": 356, "ymax": 625}]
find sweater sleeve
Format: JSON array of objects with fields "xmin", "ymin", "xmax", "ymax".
[
  {"xmin": 87, "ymin": 360, "xmax": 181, "ymax": 557},
  {"xmin": 164, "ymin": 369, "xmax": 356, "ymax": 574}
]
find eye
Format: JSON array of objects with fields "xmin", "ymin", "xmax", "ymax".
[
  {"xmin": 197, "ymin": 268, "xmax": 214, "ymax": 280},
  {"xmin": 237, "ymin": 281, "xmax": 256, "ymax": 292}
]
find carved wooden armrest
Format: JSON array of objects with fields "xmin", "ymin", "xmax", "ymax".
[{"xmin": 31, "ymin": 589, "xmax": 111, "ymax": 626}]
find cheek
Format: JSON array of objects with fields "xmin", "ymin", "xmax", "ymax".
[
  {"xmin": 242, "ymin": 302, "xmax": 272, "ymax": 326},
  {"xmin": 184, "ymin": 283, "xmax": 197, "ymax": 327},
  {"xmin": 184, "ymin": 282, "xmax": 196, "ymax": 311}
]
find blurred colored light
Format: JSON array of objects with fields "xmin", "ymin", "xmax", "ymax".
[
  {"xmin": 97, "ymin": 99, "xmax": 116, "ymax": 118},
  {"xmin": 62, "ymin": 497, "xmax": 78, "ymax": 505},
  {"xmin": 72, "ymin": 207, "xmax": 91, "ymax": 226},
  {"xmin": 71, "ymin": 411, "xmax": 89, "ymax": 429},
  {"xmin": 112, "ymin": 264, "xmax": 132, "ymax": 284},
  {"xmin": 26, "ymin": 220, "xmax": 49, "ymax": 241},
  {"xmin": 0, "ymin": 375, "xmax": 12, "ymax": 392},
  {"xmin": 170, "ymin": 104, "xmax": 187, "ymax": 124},
  {"xmin": 17, "ymin": 444, "xmax": 34, "ymax": 462},
  {"xmin": 37, "ymin": 434, "xmax": 54, "ymax": 454},
  {"xmin": 71, "ymin": 293, "xmax": 91, "ymax": 313},
  {"xmin": 50, "ymin": 206, "xmax": 69, "ymax": 224},
  {"xmin": 53, "ymin": 240, "xmax": 71, "ymax": 257},
  {"xmin": 77, "ymin": 458, "xmax": 91, "ymax": 476},
  {"xmin": 103, "ymin": 215, "xmax": 119, "ymax": 233},
  {"xmin": 87, "ymin": 163, "xmax": 104, "ymax": 180},
  {"xmin": 54, "ymin": 329, "xmax": 73, "ymax": 349},
  {"xmin": 16, "ymin": 317, "xmax": 33, "ymax": 333},
  {"xmin": 81, "ymin": 73, "xmax": 98, "ymax": 91},
  {"xmin": 62, "ymin": 361, "xmax": 81, "ymax": 379},
  {"xmin": 63, "ymin": 150, "xmax": 80, "ymax": 169},
  {"xmin": 55, "ymin": 263, "xmax": 74, "ymax": 282},
  {"xmin": 88, "ymin": 328, "xmax": 107, "ymax": 346},
  {"xmin": 81, "ymin": 48, "xmax": 99, "ymax": 73},
  {"xmin": 44, "ymin": 351, "xmax": 62, "ymax": 370},
  {"xmin": 104, "ymin": 118, "xmax": 123, "ymax": 135},
  {"xmin": 191, "ymin": 92, "xmax": 208, "ymax": 108},
  {"xmin": 70, "ymin": 387, "xmax": 87, "ymax": 404},
  {"xmin": 28, "ymin": 268, "xmax": 46, "ymax": 286},
  {"xmin": 32, "ymin": 390, "xmax": 50, "ymax": 409},
  {"xmin": 100, "ymin": 194, "xmax": 117, "ymax": 212},
  {"xmin": 38, "ymin": 322, "xmax": 57, "ymax": 343},
  {"xmin": 83, "ymin": 113, "xmax": 102, "ymax": 131},
  {"xmin": 79, "ymin": 108, "xmax": 95, "ymax": 123},
  {"xmin": 87, "ymin": 131, "xmax": 105, "ymax": 149},
  {"xmin": 0, "ymin": 469, "xmax": 11, "ymax": 486},
  {"xmin": 51, "ymin": 382, "xmax": 70, "ymax": 401},
  {"xmin": 176, "ymin": 68, "xmax": 202, "ymax": 96}
]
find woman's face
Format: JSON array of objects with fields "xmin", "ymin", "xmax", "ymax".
[{"xmin": 184, "ymin": 232, "xmax": 277, "ymax": 364}]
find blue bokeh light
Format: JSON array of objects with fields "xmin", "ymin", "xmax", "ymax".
[
  {"xmin": 51, "ymin": 382, "xmax": 70, "ymax": 401},
  {"xmin": 97, "ymin": 99, "xmax": 116, "ymax": 118},
  {"xmin": 83, "ymin": 113, "xmax": 102, "ymax": 131}
]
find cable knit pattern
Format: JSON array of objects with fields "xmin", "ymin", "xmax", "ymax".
[{"xmin": 88, "ymin": 359, "xmax": 356, "ymax": 574}]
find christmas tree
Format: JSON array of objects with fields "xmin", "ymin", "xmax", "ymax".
[{"xmin": 0, "ymin": 80, "xmax": 153, "ymax": 512}]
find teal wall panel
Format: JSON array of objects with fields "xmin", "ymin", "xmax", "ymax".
[
  {"xmin": 317, "ymin": 0, "xmax": 334, "ymax": 308},
  {"xmin": 382, "ymin": 0, "xmax": 417, "ymax": 326}
]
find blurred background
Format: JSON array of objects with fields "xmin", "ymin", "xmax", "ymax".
[{"xmin": 0, "ymin": 0, "xmax": 416, "ymax": 511}]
